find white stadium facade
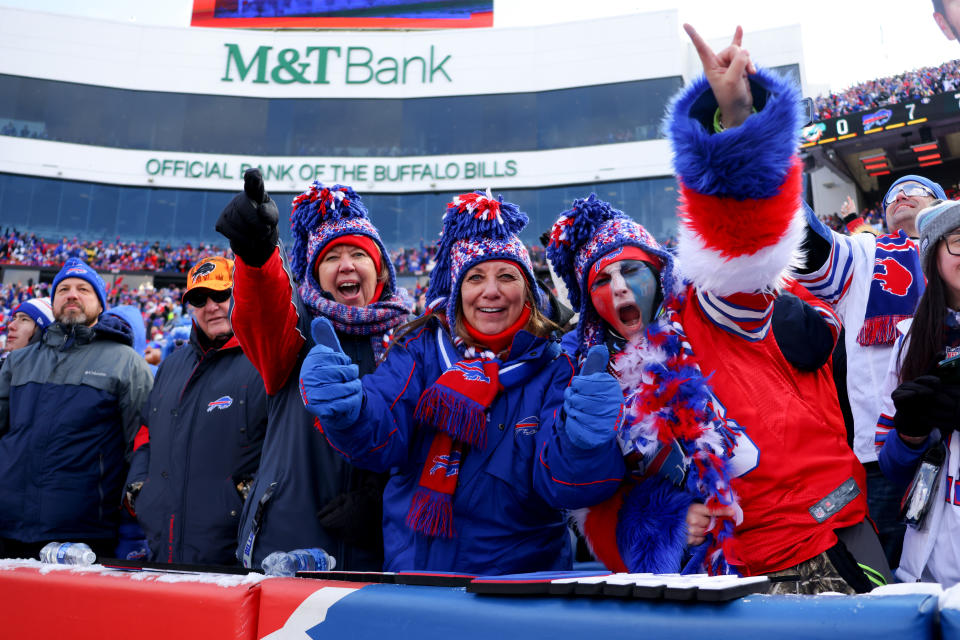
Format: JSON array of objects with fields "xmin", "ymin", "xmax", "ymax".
[{"xmin": 0, "ymin": 8, "xmax": 804, "ymax": 257}]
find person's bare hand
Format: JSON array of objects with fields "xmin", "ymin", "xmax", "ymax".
[
  {"xmin": 684, "ymin": 23, "xmax": 756, "ymax": 130},
  {"xmin": 686, "ymin": 503, "xmax": 737, "ymax": 546},
  {"xmin": 840, "ymin": 195, "xmax": 856, "ymax": 217}
]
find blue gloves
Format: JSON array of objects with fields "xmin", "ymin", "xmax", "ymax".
[
  {"xmin": 299, "ymin": 317, "xmax": 363, "ymax": 431},
  {"xmin": 562, "ymin": 345, "xmax": 623, "ymax": 449}
]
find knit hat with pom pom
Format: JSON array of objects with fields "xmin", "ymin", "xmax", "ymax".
[
  {"xmin": 545, "ymin": 193, "xmax": 678, "ymax": 353},
  {"xmin": 289, "ymin": 182, "xmax": 397, "ymax": 312},
  {"xmin": 425, "ymin": 189, "xmax": 543, "ymax": 330}
]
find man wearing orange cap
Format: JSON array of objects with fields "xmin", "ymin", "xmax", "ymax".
[{"xmin": 124, "ymin": 256, "xmax": 268, "ymax": 565}]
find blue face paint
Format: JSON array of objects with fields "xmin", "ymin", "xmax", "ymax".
[{"xmin": 589, "ymin": 259, "xmax": 660, "ymax": 339}]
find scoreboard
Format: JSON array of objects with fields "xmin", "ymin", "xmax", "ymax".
[{"xmin": 800, "ymin": 91, "xmax": 960, "ymax": 148}]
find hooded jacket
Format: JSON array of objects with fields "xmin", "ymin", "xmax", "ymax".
[{"xmin": 0, "ymin": 314, "xmax": 153, "ymax": 542}]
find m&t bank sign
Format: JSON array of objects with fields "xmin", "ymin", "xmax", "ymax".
[{"xmin": 221, "ymin": 43, "xmax": 453, "ymax": 85}]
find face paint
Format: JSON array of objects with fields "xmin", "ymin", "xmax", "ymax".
[{"xmin": 589, "ymin": 259, "xmax": 659, "ymax": 339}]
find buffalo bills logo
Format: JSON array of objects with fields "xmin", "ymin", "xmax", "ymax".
[
  {"xmin": 874, "ymin": 257, "xmax": 914, "ymax": 296},
  {"xmin": 65, "ymin": 267, "xmax": 88, "ymax": 276},
  {"xmin": 429, "ymin": 451, "xmax": 461, "ymax": 477},
  {"xmin": 862, "ymin": 108, "xmax": 892, "ymax": 131},
  {"xmin": 207, "ymin": 396, "xmax": 233, "ymax": 412},
  {"xmin": 514, "ymin": 416, "xmax": 540, "ymax": 435},
  {"xmin": 192, "ymin": 261, "xmax": 217, "ymax": 282},
  {"xmin": 593, "ymin": 247, "xmax": 624, "ymax": 274},
  {"xmin": 450, "ymin": 361, "xmax": 489, "ymax": 383}
]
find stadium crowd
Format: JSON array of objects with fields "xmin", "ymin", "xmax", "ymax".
[
  {"xmin": 3, "ymin": 24, "xmax": 960, "ymax": 599},
  {"xmin": 815, "ymin": 59, "xmax": 960, "ymax": 120}
]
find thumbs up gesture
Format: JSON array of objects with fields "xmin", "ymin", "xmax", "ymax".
[
  {"xmin": 215, "ymin": 168, "xmax": 280, "ymax": 267},
  {"xmin": 561, "ymin": 345, "xmax": 624, "ymax": 450},
  {"xmin": 299, "ymin": 317, "xmax": 363, "ymax": 430}
]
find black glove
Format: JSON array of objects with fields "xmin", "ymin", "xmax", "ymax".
[
  {"xmin": 892, "ymin": 374, "xmax": 960, "ymax": 438},
  {"xmin": 215, "ymin": 168, "xmax": 279, "ymax": 267}
]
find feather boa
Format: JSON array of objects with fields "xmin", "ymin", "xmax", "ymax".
[{"xmin": 616, "ymin": 291, "xmax": 743, "ymax": 575}]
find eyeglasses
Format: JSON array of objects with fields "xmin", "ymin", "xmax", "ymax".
[
  {"xmin": 185, "ymin": 288, "xmax": 231, "ymax": 308},
  {"xmin": 944, "ymin": 232, "xmax": 960, "ymax": 257},
  {"xmin": 884, "ymin": 182, "xmax": 935, "ymax": 206}
]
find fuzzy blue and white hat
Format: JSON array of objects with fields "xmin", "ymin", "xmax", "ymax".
[
  {"xmin": 13, "ymin": 297, "xmax": 54, "ymax": 331},
  {"xmin": 425, "ymin": 190, "xmax": 541, "ymax": 330},
  {"xmin": 290, "ymin": 181, "xmax": 397, "ymax": 302},
  {"xmin": 545, "ymin": 194, "xmax": 678, "ymax": 353}
]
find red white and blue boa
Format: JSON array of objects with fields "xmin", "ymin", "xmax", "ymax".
[{"xmin": 573, "ymin": 294, "xmax": 743, "ymax": 575}]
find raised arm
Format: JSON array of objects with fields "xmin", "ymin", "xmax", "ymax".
[
  {"xmin": 672, "ymin": 24, "xmax": 803, "ymax": 299},
  {"xmin": 218, "ymin": 169, "xmax": 308, "ymax": 394}
]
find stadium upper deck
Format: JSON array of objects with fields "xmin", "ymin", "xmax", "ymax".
[{"xmin": 0, "ymin": 8, "xmax": 803, "ymax": 248}]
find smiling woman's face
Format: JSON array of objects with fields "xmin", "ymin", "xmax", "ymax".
[
  {"xmin": 316, "ymin": 244, "xmax": 379, "ymax": 307},
  {"xmin": 589, "ymin": 259, "xmax": 659, "ymax": 339},
  {"xmin": 459, "ymin": 261, "xmax": 526, "ymax": 335}
]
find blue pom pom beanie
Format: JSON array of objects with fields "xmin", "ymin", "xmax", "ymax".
[
  {"xmin": 289, "ymin": 181, "xmax": 397, "ymax": 303},
  {"xmin": 545, "ymin": 193, "xmax": 677, "ymax": 352},
  {"xmin": 424, "ymin": 190, "xmax": 541, "ymax": 330}
]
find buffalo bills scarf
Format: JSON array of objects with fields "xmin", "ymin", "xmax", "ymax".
[
  {"xmin": 406, "ymin": 326, "xmax": 542, "ymax": 538},
  {"xmin": 857, "ymin": 232, "xmax": 924, "ymax": 347}
]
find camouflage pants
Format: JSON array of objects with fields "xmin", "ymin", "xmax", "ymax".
[{"xmin": 765, "ymin": 551, "xmax": 857, "ymax": 595}]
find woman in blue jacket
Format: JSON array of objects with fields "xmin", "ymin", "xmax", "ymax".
[{"xmin": 299, "ymin": 191, "xmax": 626, "ymax": 573}]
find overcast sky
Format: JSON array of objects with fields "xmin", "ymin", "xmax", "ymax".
[{"xmin": 3, "ymin": 0, "xmax": 957, "ymax": 95}]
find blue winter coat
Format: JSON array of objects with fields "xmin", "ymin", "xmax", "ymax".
[
  {"xmin": 322, "ymin": 318, "xmax": 625, "ymax": 574},
  {"xmin": 126, "ymin": 328, "xmax": 267, "ymax": 565},
  {"xmin": 0, "ymin": 315, "xmax": 153, "ymax": 543}
]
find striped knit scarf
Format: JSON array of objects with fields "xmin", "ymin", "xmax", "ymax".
[{"xmin": 299, "ymin": 284, "xmax": 410, "ymax": 360}]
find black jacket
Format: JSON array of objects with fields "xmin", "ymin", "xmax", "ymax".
[{"xmin": 127, "ymin": 327, "xmax": 267, "ymax": 565}]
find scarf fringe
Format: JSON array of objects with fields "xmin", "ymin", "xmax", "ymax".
[
  {"xmin": 414, "ymin": 385, "xmax": 488, "ymax": 450},
  {"xmin": 406, "ymin": 487, "xmax": 456, "ymax": 538},
  {"xmin": 856, "ymin": 314, "xmax": 912, "ymax": 347}
]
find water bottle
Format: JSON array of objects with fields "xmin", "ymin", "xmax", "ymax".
[
  {"xmin": 39, "ymin": 542, "xmax": 97, "ymax": 565},
  {"xmin": 261, "ymin": 548, "xmax": 336, "ymax": 576}
]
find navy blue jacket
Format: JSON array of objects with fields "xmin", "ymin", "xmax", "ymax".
[
  {"xmin": 0, "ymin": 315, "xmax": 153, "ymax": 542},
  {"xmin": 231, "ymin": 250, "xmax": 392, "ymax": 570},
  {"xmin": 127, "ymin": 327, "xmax": 267, "ymax": 565}
]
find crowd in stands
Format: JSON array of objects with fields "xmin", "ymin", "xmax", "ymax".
[
  {"xmin": 0, "ymin": 228, "xmax": 556, "ymax": 276},
  {"xmin": 814, "ymin": 59, "xmax": 960, "ymax": 120},
  {"xmin": 0, "ymin": 230, "xmax": 232, "ymax": 273}
]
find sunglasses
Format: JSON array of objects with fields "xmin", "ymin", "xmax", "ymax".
[
  {"xmin": 884, "ymin": 182, "xmax": 935, "ymax": 206},
  {"xmin": 185, "ymin": 288, "xmax": 231, "ymax": 308}
]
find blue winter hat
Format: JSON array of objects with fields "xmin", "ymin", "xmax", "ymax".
[
  {"xmin": 289, "ymin": 182, "xmax": 396, "ymax": 299},
  {"xmin": 884, "ymin": 175, "xmax": 947, "ymax": 206},
  {"xmin": 546, "ymin": 194, "xmax": 678, "ymax": 352},
  {"xmin": 52, "ymin": 258, "xmax": 107, "ymax": 312},
  {"xmin": 424, "ymin": 190, "xmax": 541, "ymax": 330},
  {"xmin": 13, "ymin": 297, "xmax": 54, "ymax": 331}
]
